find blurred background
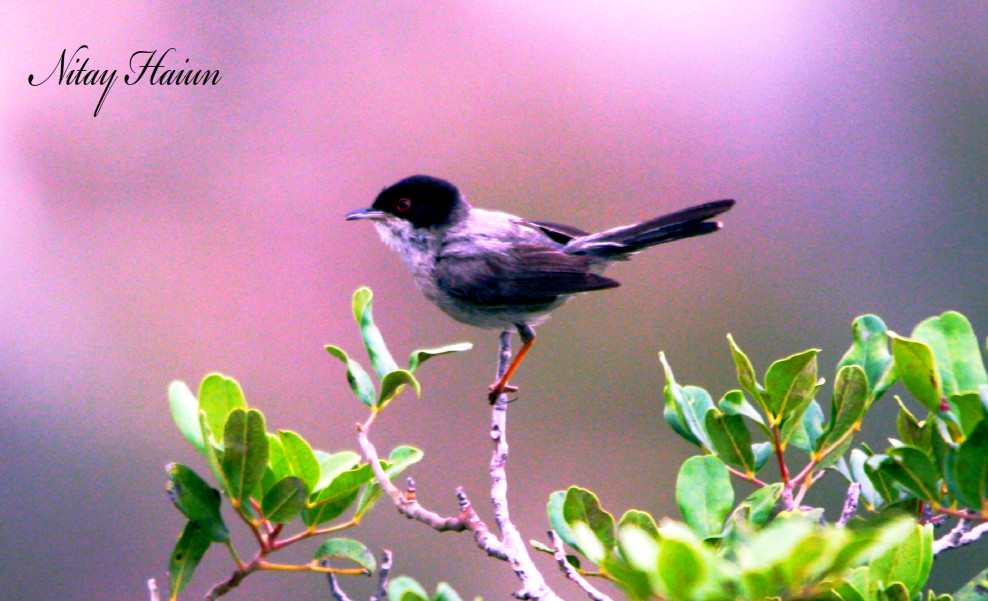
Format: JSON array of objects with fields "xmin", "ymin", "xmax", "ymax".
[{"xmin": 2, "ymin": 3, "xmax": 986, "ymax": 600}]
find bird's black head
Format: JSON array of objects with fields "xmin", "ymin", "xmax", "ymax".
[{"xmin": 363, "ymin": 175, "xmax": 466, "ymax": 229}]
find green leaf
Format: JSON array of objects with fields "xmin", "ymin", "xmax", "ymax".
[
  {"xmin": 704, "ymin": 407, "xmax": 756, "ymax": 474},
  {"xmin": 912, "ymin": 311, "xmax": 988, "ymax": 397},
  {"xmin": 847, "ymin": 449, "xmax": 882, "ymax": 510},
  {"xmin": 355, "ymin": 445, "xmax": 424, "ymax": 517},
  {"xmin": 816, "ymin": 365, "xmax": 869, "ymax": 455},
  {"xmin": 896, "ymin": 397, "xmax": 929, "ymax": 450},
  {"xmin": 408, "ymin": 343, "xmax": 473, "ymax": 372},
  {"xmin": 719, "ymin": 389, "xmax": 769, "ymax": 436},
  {"xmin": 314, "ymin": 451, "xmax": 361, "ymax": 491},
  {"xmin": 950, "ymin": 392, "xmax": 986, "ymax": 438},
  {"xmin": 168, "ymin": 521, "xmax": 212, "ymax": 601},
  {"xmin": 788, "ymin": 399, "xmax": 826, "ymax": 455},
  {"xmin": 169, "ymin": 381, "xmax": 204, "ymax": 454},
  {"xmin": 278, "ymin": 430, "xmax": 320, "ymax": 492},
  {"xmin": 388, "ymin": 575, "xmax": 431, "ymax": 601},
  {"xmin": 953, "ymin": 564, "xmax": 988, "ymax": 601},
  {"xmin": 618, "ymin": 509, "xmax": 660, "ymax": 540},
  {"xmin": 562, "ymin": 487, "xmax": 616, "ymax": 563},
  {"xmin": 838, "ymin": 315, "xmax": 896, "ymax": 403},
  {"xmin": 352, "ymin": 287, "xmax": 400, "ymax": 378},
  {"xmin": 876, "ymin": 446, "xmax": 941, "ymax": 503},
  {"xmin": 434, "ymin": 582, "xmax": 465, "ymax": 601},
  {"xmin": 763, "ymin": 348, "xmax": 821, "ymax": 423},
  {"xmin": 890, "ymin": 333, "xmax": 943, "ymax": 413},
  {"xmin": 326, "ymin": 345, "xmax": 376, "ymax": 407},
  {"xmin": 867, "ymin": 522, "xmax": 933, "ymax": 599},
  {"xmin": 864, "ymin": 454, "xmax": 905, "ymax": 506},
  {"xmin": 949, "ymin": 419, "xmax": 988, "ymax": 512},
  {"xmin": 659, "ymin": 352, "xmax": 703, "ymax": 447},
  {"xmin": 378, "ymin": 369, "xmax": 421, "ymax": 408},
  {"xmin": 165, "ymin": 463, "xmax": 230, "ymax": 543},
  {"xmin": 198, "ymin": 373, "xmax": 247, "ymax": 446},
  {"xmin": 261, "ymin": 476, "xmax": 307, "ymax": 523},
  {"xmin": 676, "ymin": 455, "xmax": 733, "ymax": 538},
  {"xmin": 548, "ymin": 490, "xmax": 581, "ymax": 553},
  {"xmin": 198, "ymin": 412, "xmax": 228, "ymax": 496},
  {"xmin": 656, "ymin": 523, "xmax": 711, "ymax": 601},
  {"xmin": 727, "ymin": 333, "xmax": 764, "ymax": 402},
  {"xmin": 314, "ymin": 538, "xmax": 376, "ymax": 574},
  {"xmin": 221, "ymin": 408, "xmax": 269, "ymax": 504},
  {"xmin": 304, "ymin": 464, "xmax": 374, "ymax": 527}
]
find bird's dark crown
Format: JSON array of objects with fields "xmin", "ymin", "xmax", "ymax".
[{"xmin": 372, "ymin": 175, "xmax": 466, "ymax": 228}]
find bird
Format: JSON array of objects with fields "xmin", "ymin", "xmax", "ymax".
[{"xmin": 346, "ymin": 175, "xmax": 734, "ymax": 402}]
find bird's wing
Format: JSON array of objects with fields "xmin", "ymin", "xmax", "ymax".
[
  {"xmin": 435, "ymin": 244, "xmax": 619, "ymax": 306},
  {"xmin": 528, "ymin": 220, "xmax": 590, "ymax": 245}
]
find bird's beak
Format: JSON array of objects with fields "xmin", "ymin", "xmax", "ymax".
[{"xmin": 345, "ymin": 207, "xmax": 387, "ymax": 221}]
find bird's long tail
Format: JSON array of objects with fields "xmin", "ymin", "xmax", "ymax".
[{"xmin": 564, "ymin": 199, "xmax": 735, "ymax": 258}]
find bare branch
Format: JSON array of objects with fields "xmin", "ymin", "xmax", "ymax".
[
  {"xmin": 326, "ymin": 571, "xmax": 355, "ymax": 601},
  {"xmin": 370, "ymin": 551, "xmax": 393, "ymax": 601},
  {"xmin": 548, "ymin": 530, "xmax": 613, "ymax": 601},
  {"xmin": 934, "ymin": 519, "xmax": 988, "ymax": 555},
  {"xmin": 147, "ymin": 579, "xmax": 160, "ymax": 601},
  {"xmin": 837, "ymin": 482, "xmax": 861, "ymax": 526}
]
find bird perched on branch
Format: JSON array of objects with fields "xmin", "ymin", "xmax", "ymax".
[{"xmin": 347, "ymin": 175, "xmax": 734, "ymax": 402}]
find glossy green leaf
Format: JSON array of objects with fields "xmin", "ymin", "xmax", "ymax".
[
  {"xmin": 198, "ymin": 412, "xmax": 228, "ymax": 496},
  {"xmin": 659, "ymin": 352, "xmax": 703, "ymax": 447},
  {"xmin": 949, "ymin": 419, "xmax": 988, "ymax": 512},
  {"xmin": 221, "ymin": 408, "xmax": 269, "ymax": 504},
  {"xmin": 912, "ymin": 311, "xmax": 988, "ymax": 397},
  {"xmin": 198, "ymin": 373, "xmax": 247, "ymax": 446},
  {"xmin": 752, "ymin": 442, "xmax": 773, "ymax": 472},
  {"xmin": 656, "ymin": 523, "xmax": 711, "ymax": 601},
  {"xmin": 563, "ymin": 487, "xmax": 616, "ymax": 563},
  {"xmin": 352, "ymin": 287, "xmax": 399, "ymax": 378},
  {"xmin": 867, "ymin": 522, "xmax": 933, "ymax": 599},
  {"xmin": 278, "ymin": 430, "xmax": 320, "ymax": 492},
  {"xmin": 847, "ymin": 449, "xmax": 882, "ymax": 510},
  {"xmin": 326, "ymin": 345, "xmax": 376, "ymax": 407},
  {"xmin": 388, "ymin": 576, "xmax": 430, "ymax": 601},
  {"xmin": 314, "ymin": 451, "xmax": 361, "ymax": 491},
  {"xmin": 261, "ymin": 476, "xmax": 307, "ymax": 523},
  {"xmin": 895, "ymin": 397, "xmax": 928, "ymax": 450},
  {"xmin": 788, "ymin": 399, "xmax": 826, "ymax": 455},
  {"xmin": 169, "ymin": 381, "xmax": 204, "ymax": 454},
  {"xmin": 950, "ymin": 392, "xmax": 986, "ymax": 438},
  {"xmin": 838, "ymin": 315, "xmax": 896, "ymax": 403},
  {"xmin": 890, "ymin": 333, "xmax": 943, "ymax": 413},
  {"xmin": 704, "ymin": 407, "xmax": 756, "ymax": 474},
  {"xmin": 548, "ymin": 490, "xmax": 581, "ymax": 553},
  {"xmin": 314, "ymin": 537, "xmax": 376, "ymax": 574},
  {"xmin": 731, "ymin": 483, "xmax": 783, "ymax": 529},
  {"xmin": 676, "ymin": 456, "xmax": 733, "ymax": 538},
  {"xmin": 378, "ymin": 369, "xmax": 421, "ymax": 408},
  {"xmin": 877, "ymin": 446, "xmax": 941, "ymax": 503},
  {"xmin": 727, "ymin": 333, "xmax": 764, "ymax": 403},
  {"xmin": 165, "ymin": 463, "xmax": 230, "ymax": 543},
  {"xmin": 615, "ymin": 524, "xmax": 660, "ymax": 593},
  {"xmin": 864, "ymin": 454, "xmax": 905, "ymax": 506},
  {"xmin": 719, "ymin": 389, "xmax": 769, "ymax": 436},
  {"xmin": 262, "ymin": 433, "xmax": 290, "ymax": 494},
  {"xmin": 816, "ymin": 365, "xmax": 868, "ymax": 455},
  {"xmin": 355, "ymin": 445, "xmax": 424, "ymax": 517},
  {"xmin": 434, "ymin": 582, "xmax": 465, "ymax": 601},
  {"xmin": 618, "ymin": 509, "xmax": 660, "ymax": 540},
  {"xmin": 408, "ymin": 343, "xmax": 473, "ymax": 372},
  {"xmin": 764, "ymin": 348, "xmax": 821, "ymax": 423},
  {"xmin": 169, "ymin": 521, "xmax": 211, "ymax": 601},
  {"xmin": 952, "ymin": 565, "xmax": 988, "ymax": 601},
  {"xmin": 304, "ymin": 464, "xmax": 374, "ymax": 527}
]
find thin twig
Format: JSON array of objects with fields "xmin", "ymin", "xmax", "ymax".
[
  {"xmin": 549, "ymin": 530, "xmax": 613, "ymax": 601},
  {"xmin": 370, "ymin": 550, "xmax": 393, "ymax": 601},
  {"xmin": 933, "ymin": 519, "xmax": 988, "ymax": 555},
  {"xmin": 490, "ymin": 331, "xmax": 561, "ymax": 601},
  {"xmin": 147, "ymin": 579, "xmax": 160, "ymax": 601},
  {"xmin": 837, "ymin": 482, "xmax": 861, "ymax": 526},
  {"xmin": 326, "ymin": 571, "xmax": 355, "ymax": 601}
]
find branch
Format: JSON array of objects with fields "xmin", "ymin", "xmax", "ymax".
[
  {"xmin": 933, "ymin": 519, "xmax": 988, "ymax": 555},
  {"xmin": 147, "ymin": 579, "xmax": 160, "ymax": 601},
  {"xmin": 549, "ymin": 530, "xmax": 613, "ymax": 601},
  {"xmin": 370, "ymin": 550, "xmax": 393, "ymax": 601},
  {"xmin": 837, "ymin": 482, "xmax": 861, "ymax": 526}
]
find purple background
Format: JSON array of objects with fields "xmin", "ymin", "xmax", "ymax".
[{"xmin": 2, "ymin": 3, "xmax": 986, "ymax": 600}]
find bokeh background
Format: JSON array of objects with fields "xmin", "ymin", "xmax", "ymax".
[{"xmin": 2, "ymin": 3, "xmax": 986, "ymax": 601}]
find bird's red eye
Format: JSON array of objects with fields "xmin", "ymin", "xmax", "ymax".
[{"xmin": 395, "ymin": 198, "xmax": 412, "ymax": 212}]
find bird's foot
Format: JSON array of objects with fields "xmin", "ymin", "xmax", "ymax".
[{"xmin": 488, "ymin": 381, "xmax": 519, "ymax": 404}]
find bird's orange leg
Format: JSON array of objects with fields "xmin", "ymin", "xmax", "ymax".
[{"xmin": 488, "ymin": 325, "xmax": 535, "ymax": 403}]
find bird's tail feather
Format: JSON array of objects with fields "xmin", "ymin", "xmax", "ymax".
[{"xmin": 564, "ymin": 199, "xmax": 735, "ymax": 258}]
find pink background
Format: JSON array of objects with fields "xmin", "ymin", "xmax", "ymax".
[{"xmin": 2, "ymin": 3, "xmax": 986, "ymax": 600}]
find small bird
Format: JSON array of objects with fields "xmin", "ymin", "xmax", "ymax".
[{"xmin": 347, "ymin": 175, "xmax": 734, "ymax": 402}]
